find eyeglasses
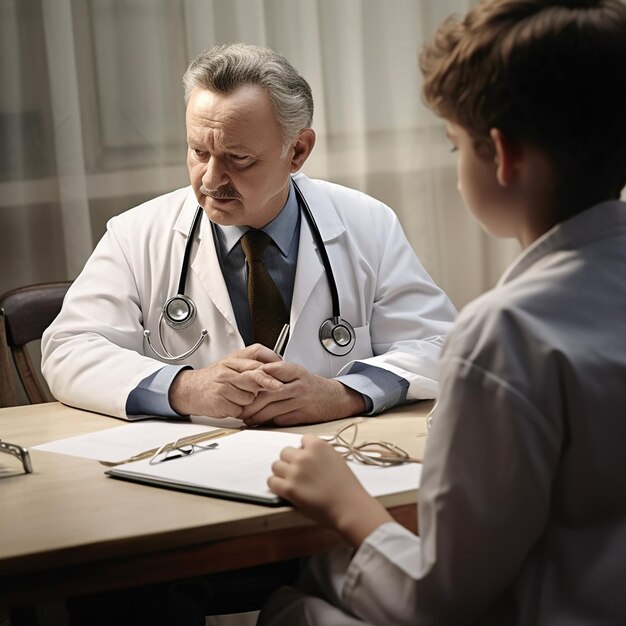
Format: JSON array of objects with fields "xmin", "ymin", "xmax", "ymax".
[
  {"xmin": 426, "ymin": 401, "xmax": 438, "ymax": 431},
  {"xmin": 327, "ymin": 422, "xmax": 420, "ymax": 467},
  {"xmin": 0, "ymin": 439, "xmax": 33, "ymax": 474}
]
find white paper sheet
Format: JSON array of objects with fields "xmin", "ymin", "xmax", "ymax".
[
  {"xmin": 107, "ymin": 430, "xmax": 421, "ymax": 503},
  {"xmin": 33, "ymin": 421, "xmax": 222, "ymax": 463}
]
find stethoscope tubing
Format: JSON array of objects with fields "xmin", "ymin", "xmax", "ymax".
[
  {"xmin": 292, "ymin": 181, "xmax": 341, "ymax": 319},
  {"xmin": 177, "ymin": 204, "xmax": 203, "ymax": 295}
]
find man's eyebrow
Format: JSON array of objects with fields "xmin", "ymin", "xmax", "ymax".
[{"xmin": 223, "ymin": 144, "xmax": 256, "ymax": 153}]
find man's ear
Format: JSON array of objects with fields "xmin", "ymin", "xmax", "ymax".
[
  {"xmin": 490, "ymin": 128, "xmax": 521, "ymax": 187},
  {"xmin": 289, "ymin": 128, "xmax": 316, "ymax": 173}
]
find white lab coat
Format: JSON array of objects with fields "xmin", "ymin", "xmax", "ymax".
[{"xmin": 41, "ymin": 173, "xmax": 456, "ymax": 418}]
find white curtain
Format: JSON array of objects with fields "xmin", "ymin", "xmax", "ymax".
[{"xmin": 0, "ymin": 0, "xmax": 521, "ymax": 309}]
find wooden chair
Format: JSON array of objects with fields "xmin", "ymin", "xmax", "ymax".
[
  {"xmin": 1, "ymin": 282, "xmax": 71, "ymax": 625},
  {"xmin": 0, "ymin": 281, "xmax": 71, "ymax": 408}
]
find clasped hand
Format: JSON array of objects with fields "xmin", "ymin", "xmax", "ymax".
[{"xmin": 169, "ymin": 344, "xmax": 365, "ymax": 424}]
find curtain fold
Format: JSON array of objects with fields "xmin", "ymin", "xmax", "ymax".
[
  {"xmin": 0, "ymin": 0, "xmax": 522, "ymax": 308},
  {"xmin": 42, "ymin": 0, "xmax": 93, "ymax": 277}
]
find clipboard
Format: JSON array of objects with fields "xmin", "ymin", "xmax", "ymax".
[
  {"xmin": 105, "ymin": 467, "xmax": 285, "ymax": 506},
  {"xmin": 105, "ymin": 429, "xmax": 422, "ymax": 508},
  {"xmin": 105, "ymin": 430, "xmax": 300, "ymax": 506}
]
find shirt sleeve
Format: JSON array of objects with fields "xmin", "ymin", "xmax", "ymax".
[
  {"xmin": 339, "ymin": 521, "xmax": 422, "ymax": 625},
  {"xmin": 125, "ymin": 365, "xmax": 190, "ymax": 417},
  {"xmin": 335, "ymin": 362, "xmax": 410, "ymax": 415},
  {"xmin": 334, "ymin": 351, "xmax": 563, "ymax": 625}
]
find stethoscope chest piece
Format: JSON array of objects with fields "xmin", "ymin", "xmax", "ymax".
[
  {"xmin": 319, "ymin": 316, "xmax": 356, "ymax": 356},
  {"xmin": 163, "ymin": 294, "xmax": 196, "ymax": 329}
]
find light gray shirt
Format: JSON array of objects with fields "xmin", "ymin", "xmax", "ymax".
[{"xmin": 260, "ymin": 200, "xmax": 626, "ymax": 625}]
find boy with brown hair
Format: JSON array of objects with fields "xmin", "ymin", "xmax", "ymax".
[{"xmin": 258, "ymin": 0, "xmax": 626, "ymax": 624}]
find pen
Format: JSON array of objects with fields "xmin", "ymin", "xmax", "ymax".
[
  {"xmin": 98, "ymin": 429, "xmax": 229, "ymax": 467},
  {"xmin": 273, "ymin": 323, "xmax": 289, "ymax": 357}
]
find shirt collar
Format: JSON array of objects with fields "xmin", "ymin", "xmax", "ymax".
[
  {"xmin": 212, "ymin": 181, "xmax": 299, "ymax": 257},
  {"xmin": 498, "ymin": 200, "xmax": 626, "ymax": 285}
]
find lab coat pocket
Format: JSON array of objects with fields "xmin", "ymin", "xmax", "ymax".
[{"xmin": 329, "ymin": 324, "xmax": 373, "ymax": 376}]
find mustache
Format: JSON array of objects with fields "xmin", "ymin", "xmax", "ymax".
[{"xmin": 199, "ymin": 185, "xmax": 241, "ymax": 200}]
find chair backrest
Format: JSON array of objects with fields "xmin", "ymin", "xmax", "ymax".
[{"xmin": 0, "ymin": 281, "xmax": 71, "ymax": 407}]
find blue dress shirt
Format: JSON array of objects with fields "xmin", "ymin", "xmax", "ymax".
[
  {"xmin": 127, "ymin": 181, "xmax": 408, "ymax": 417},
  {"xmin": 212, "ymin": 182, "xmax": 301, "ymax": 346}
]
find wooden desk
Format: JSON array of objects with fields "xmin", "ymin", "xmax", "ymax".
[{"xmin": 0, "ymin": 401, "xmax": 429, "ymax": 609}]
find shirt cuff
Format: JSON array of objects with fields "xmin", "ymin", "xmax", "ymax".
[
  {"xmin": 335, "ymin": 362, "xmax": 409, "ymax": 415},
  {"xmin": 126, "ymin": 365, "xmax": 191, "ymax": 417},
  {"xmin": 342, "ymin": 521, "xmax": 420, "ymax": 598}
]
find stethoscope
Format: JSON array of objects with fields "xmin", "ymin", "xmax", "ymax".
[{"xmin": 144, "ymin": 179, "xmax": 356, "ymax": 362}]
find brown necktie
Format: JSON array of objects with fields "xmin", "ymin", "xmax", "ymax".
[{"xmin": 240, "ymin": 230, "xmax": 289, "ymax": 348}]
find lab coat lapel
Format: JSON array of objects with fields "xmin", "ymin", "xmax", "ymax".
[
  {"xmin": 290, "ymin": 218, "xmax": 323, "ymax": 329},
  {"xmin": 290, "ymin": 174, "xmax": 345, "ymax": 329},
  {"xmin": 173, "ymin": 195, "xmax": 238, "ymax": 332},
  {"xmin": 193, "ymin": 218, "xmax": 239, "ymax": 330}
]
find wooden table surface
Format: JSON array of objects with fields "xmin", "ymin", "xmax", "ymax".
[{"xmin": 0, "ymin": 400, "xmax": 430, "ymax": 608}]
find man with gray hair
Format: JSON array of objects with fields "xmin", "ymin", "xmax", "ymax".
[
  {"xmin": 42, "ymin": 42, "xmax": 455, "ymax": 428},
  {"xmin": 41, "ymin": 42, "xmax": 455, "ymax": 624}
]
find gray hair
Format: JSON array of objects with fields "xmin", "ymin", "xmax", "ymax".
[{"xmin": 183, "ymin": 43, "xmax": 314, "ymax": 148}]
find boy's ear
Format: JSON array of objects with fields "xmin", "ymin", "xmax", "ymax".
[{"xmin": 490, "ymin": 128, "xmax": 521, "ymax": 187}]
